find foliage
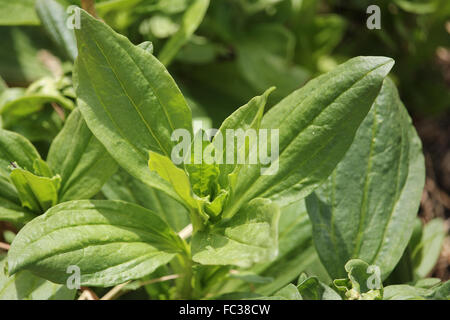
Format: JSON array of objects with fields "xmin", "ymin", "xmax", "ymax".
[{"xmin": 0, "ymin": 0, "xmax": 448, "ymax": 300}]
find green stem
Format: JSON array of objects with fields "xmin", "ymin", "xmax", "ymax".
[{"xmin": 172, "ymin": 241, "xmax": 195, "ymax": 299}]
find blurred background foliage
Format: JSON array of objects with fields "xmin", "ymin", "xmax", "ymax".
[{"xmin": 0, "ymin": 0, "xmax": 449, "ymax": 282}]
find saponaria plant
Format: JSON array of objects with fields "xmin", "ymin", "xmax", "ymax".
[{"xmin": 0, "ymin": 9, "xmax": 448, "ymax": 300}]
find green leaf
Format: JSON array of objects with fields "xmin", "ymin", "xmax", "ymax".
[
  {"xmin": 305, "ymin": 78, "xmax": 425, "ymax": 280},
  {"xmin": 2, "ymin": 105, "xmax": 63, "ymax": 143},
  {"xmin": 297, "ymin": 273, "xmax": 341, "ymax": 300},
  {"xmin": 413, "ymin": 278, "xmax": 442, "ymax": 288},
  {"xmin": 185, "ymin": 130, "xmax": 220, "ymax": 198},
  {"xmin": 102, "ymin": 169, "xmax": 190, "ymax": 232},
  {"xmin": 426, "ymin": 281, "xmax": 450, "ymax": 300},
  {"xmin": 0, "ymin": 27, "xmax": 52, "ymax": 84},
  {"xmin": 331, "ymin": 259, "xmax": 383, "ymax": 300},
  {"xmin": 35, "ymin": 0, "xmax": 78, "ymax": 61},
  {"xmin": 383, "ymin": 281, "xmax": 450, "ymax": 300},
  {"xmin": 148, "ymin": 151, "xmax": 196, "ymax": 209},
  {"xmin": 343, "ymin": 259, "xmax": 383, "ymax": 300},
  {"xmin": 10, "ymin": 168, "xmax": 61, "ymax": 212},
  {"xmin": 224, "ymin": 56, "xmax": 394, "ymax": 218},
  {"xmin": 158, "ymin": 0, "xmax": 210, "ymax": 66},
  {"xmin": 74, "ymin": 9, "xmax": 192, "ymax": 203},
  {"xmin": 0, "ymin": 0, "xmax": 40, "ymax": 26},
  {"xmin": 412, "ymin": 218, "xmax": 446, "ymax": 278},
  {"xmin": 0, "ymin": 77, "xmax": 75, "ymax": 118},
  {"xmin": 137, "ymin": 41, "xmax": 154, "ymax": 54},
  {"xmin": 383, "ymin": 285, "xmax": 431, "ymax": 300},
  {"xmin": 0, "ymin": 256, "xmax": 75, "ymax": 300},
  {"xmin": 0, "ymin": 128, "xmax": 41, "ymax": 179},
  {"xmin": 7, "ymin": 200, "xmax": 185, "ymax": 287},
  {"xmin": 214, "ymin": 87, "xmax": 274, "ymax": 191},
  {"xmin": 0, "ymin": 176, "xmax": 19, "ymax": 203},
  {"xmin": 47, "ymin": 108, "xmax": 118, "ymax": 202},
  {"xmin": 192, "ymin": 198, "xmax": 279, "ymax": 268},
  {"xmin": 32, "ymin": 158, "xmax": 53, "ymax": 178},
  {"xmin": 272, "ymin": 284, "xmax": 302, "ymax": 300},
  {"xmin": 228, "ymin": 271, "xmax": 273, "ymax": 284},
  {"xmin": 394, "ymin": 0, "xmax": 437, "ymax": 14},
  {"xmin": 0, "ymin": 197, "xmax": 35, "ymax": 224},
  {"xmin": 220, "ymin": 200, "xmax": 318, "ymax": 297}
]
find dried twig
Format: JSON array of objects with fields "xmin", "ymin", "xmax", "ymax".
[
  {"xmin": 178, "ymin": 224, "xmax": 193, "ymax": 240},
  {"xmin": 78, "ymin": 287, "xmax": 99, "ymax": 300},
  {"xmin": 0, "ymin": 242, "xmax": 10, "ymax": 251},
  {"xmin": 51, "ymin": 102, "xmax": 66, "ymax": 121},
  {"xmin": 139, "ymin": 274, "xmax": 181, "ymax": 287},
  {"xmin": 100, "ymin": 281, "xmax": 131, "ymax": 300},
  {"xmin": 100, "ymin": 274, "xmax": 181, "ymax": 300}
]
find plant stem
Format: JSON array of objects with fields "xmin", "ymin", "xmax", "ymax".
[
  {"xmin": 78, "ymin": 287, "xmax": 99, "ymax": 300},
  {"xmin": 171, "ymin": 240, "xmax": 195, "ymax": 299}
]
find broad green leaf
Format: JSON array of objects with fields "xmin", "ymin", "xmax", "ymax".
[
  {"xmin": 383, "ymin": 285, "xmax": 431, "ymax": 300},
  {"xmin": 10, "ymin": 168, "xmax": 61, "ymax": 212},
  {"xmin": 0, "ymin": 197, "xmax": 35, "ymax": 224},
  {"xmin": 8, "ymin": 200, "xmax": 185, "ymax": 287},
  {"xmin": 0, "ymin": 0, "xmax": 40, "ymax": 26},
  {"xmin": 412, "ymin": 218, "xmax": 446, "ymax": 278},
  {"xmin": 192, "ymin": 198, "xmax": 279, "ymax": 268},
  {"xmin": 148, "ymin": 151, "xmax": 196, "ymax": 208},
  {"xmin": 219, "ymin": 200, "xmax": 317, "ymax": 296},
  {"xmin": 47, "ymin": 108, "xmax": 118, "ymax": 202},
  {"xmin": 414, "ymin": 278, "xmax": 442, "ymax": 288},
  {"xmin": 224, "ymin": 56, "xmax": 394, "ymax": 218},
  {"xmin": 36, "ymin": 0, "xmax": 78, "ymax": 61},
  {"xmin": 385, "ymin": 218, "xmax": 423, "ymax": 284},
  {"xmin": 426, "ymin": 281, "xmax": 450, "ymax": 300},
  {"xmin": 0, "ymin": 256, "xmax": 75, "ymax": 300},
  {"xmin": 305, "ymin": 78, "xmax": 425, "ymax": 280},
  {"xmin": 74, "ymin": 10, "xmax": 192, "ymax": 203},
  {"xmin": 383, "ymin": 281, "xmax": 450, "ymax": 300},
  {"xmin": 214, "ymin": 87, "xmax": 274, "ymax": 190},
  {"xmin": 297, "ymin": 273, "xmax": 341, "ymax": 300},
  {"xmin": 272, "ymin": 284, "xmax": 302, "ymax": 300},
  {"xmin": 102, "ymin": 169, "xmax": 190, "ymax": 232},
  {"xmin": 0, "ymin": 129, "xmax": 41, "ymax": 179},
  {"xmin": 158, "ymin": 0, "xmax": 210, "ymax": 66}
]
